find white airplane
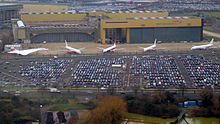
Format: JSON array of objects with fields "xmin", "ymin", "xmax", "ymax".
[
  {"xmin": 191, "ymin": 38, "xmax": 214, "ymax": 50},
  {"xmin": 64, "ymin": 40, "xmax": 85, "ymax": 54},
  {"xmin": 8, "ymin": 47, "xmax": 48, "ymax": 56},
  {"xmin": 139, "ymin": 39, "xmax": 157, "ymax": 52},
  {"xmin": 97, "ymin": 40, "xmax": 122, "ymax": 53}
]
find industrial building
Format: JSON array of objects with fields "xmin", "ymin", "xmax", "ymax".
[
  {"xmin": 100, "ymin": 16, "xmax": 202, "ymax": 43},
  {"xmin": 0, "ymin": 3, "xmax": 23, "ymax": 25},
  {"xmin": 14, "ymin": 9, "xmax": 202, "ymax": 44},
  {"xmin": 21, "ymin": 12, "xmax": 86, "ymax": 22}
]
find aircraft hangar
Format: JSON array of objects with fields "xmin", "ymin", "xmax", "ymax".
[
  {"xmin": 14, "ymin": 9, "xmax": 203, "ymax": 44},
  {"xmin": 100, "ymin": 16, "xmax": 203, "ymax": 43}
]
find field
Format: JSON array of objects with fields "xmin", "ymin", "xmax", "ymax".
[
  {"xmin": 202, "ymin": 12, "xmax": 220, "ymax": 18},
  {"xmin": 49, "ymin": 103, "xmax": 90, "ymax": 111},
  {"xmin": 126, "ymin": 113, "xmax": 175, "ymax": 124},
  {"xmin": 26, "ymin": 40, "xmax": 220, "ymax": 55},
  {"xmin": 204, "ymin": 35, "xmax": 220, "ymax": 41},
  {"xmin": 204, "ymin": 27, "xmax": 220, "ymax": 34}
]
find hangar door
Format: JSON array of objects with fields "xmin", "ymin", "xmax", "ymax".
[
  {"xmin": 130, "ymin": 28, "xmax": 154, "ymax": 43},
  {"xmin": 31, "ymin": 32, "xmax": 95, "ymax": 43},
  {"xmin": 130, "ymin": 27, "xmax": 202, "ymax": 43}
]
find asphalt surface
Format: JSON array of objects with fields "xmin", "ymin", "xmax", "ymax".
[
  {"xmin": 203, "ymin": 30, "xmax": 220, "ymax": 38},
  {"xmin": 0, "ymin": 49, "xmax": 219, "ymax": 92}
]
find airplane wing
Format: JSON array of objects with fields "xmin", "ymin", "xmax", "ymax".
[
  {"xmin": 139, "ymin": 47, "xmax": 145, "ymax": 49},
  {"xmin": 58, "ymin": 49, "xmax": 68, "ymax": 51},
  {"xmin": 156, "ymin": 48, "xmax": 166, "ymax": 50},
  {"xmin": 113, "ymin": 48, "xmax": 124, "ymax": 51},
  {"xmin": 97, "ymin": 47, "xmax": 104, "ymax": 50},
  {"xmin": 210, "ymin": 47, "xmax": 218, "ymax": 49}
]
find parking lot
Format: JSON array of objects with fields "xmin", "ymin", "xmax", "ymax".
[{"xmin": 0, "ymin": 49, "xmax": 220, "ymax": 90}]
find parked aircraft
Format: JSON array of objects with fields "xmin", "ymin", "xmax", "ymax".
[
  {"xmin": 65, "ymin": 40, "xmax": 85, "ymax": 54},
  {"xmin": 8, "ymin": 48, "xmax": 48, "ymax": 56},
  {"xmin": 191, "ymin": 38, "xmax": 214, "ymax": 50},
  {"xmin": 97, "ymin": 40, "xmax": 122, "ymax": 53},
  {"xmin": 139, "ymin": 39, "xmax": 157, "ymax": 52}
]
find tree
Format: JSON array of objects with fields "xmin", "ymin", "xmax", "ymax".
[
  {"xmin": 107, "ymin": 87, "xmax": 116, "ymax": 95},
  {"xmin": 165, "ymin": 91, "xmax": 175, "ymax": 104},
  {"xmin": 46, "ymin": 112, "xmax": 54, "ymax": 124},
  {"xmin": 200, "ymin": 89, "xmax": 213, "ymax": 107},
  {"xmin": 132, "ymin": 85, "xmax": 140, "ymax": 96},
  {"xmin": 57, "ymin": 111, "xmax": 66, "ymax": 123},
  {"xmin": 211, "ymin": 98, "xmax": 220, "ymax": 117},
  {"xmin": 66, "ymin": 112, "xmax": 78, "ymax": 124},
  {"xmin": 152, "ymin": 91, "xmax": 167, "ymax": 104},
  {"xmin": 83, "ymin": 96, "xmax": 127, "ymax": 124},
  {"xmin": 1, "ymin": 29, "xmax": 14, "ymax": 45}
]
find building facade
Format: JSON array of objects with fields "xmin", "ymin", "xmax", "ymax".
[
  {"xmin": 0, "ymin": 3, "xmax": 23, "ymax": 26},
  {"xmin": 15, "ymin": 9, "xmax": 203, "ymax": 43},
  {"xmin": 100, "ymin": 16, "xmax": 203, "ymax": 43}
]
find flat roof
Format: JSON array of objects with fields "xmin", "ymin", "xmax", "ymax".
[
  {"xmin": 104, "ymin": 16, "xmax": 200, "ymax": 20},
  {"xmin": 0, "ymin": 3, "xmax": 18, "ymax": 6},
  {"xmin": 0, "ymin": 3, "xmax": 23, "ymax": 11}
]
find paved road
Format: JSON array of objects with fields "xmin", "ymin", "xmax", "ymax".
[{"xmin": 203, "ymin": 30, "xmax": 220, "ymax": 39}]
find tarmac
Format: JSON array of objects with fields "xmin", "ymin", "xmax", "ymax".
[{"xmin": 23, "ymin": 40, "xmax": 220, "ymax": 55}]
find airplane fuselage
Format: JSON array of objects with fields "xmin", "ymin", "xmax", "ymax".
[
  {"xmin": 143, "ymin": 45, "xmax": 156, "ymax": 52},
  {"xmin": 191, "ymin": 44, "xmax": 213, "ymax": 50},
  {"xmin": 8, "ymin": 48, "xmax": 48, "ymax": 56},
  {"xmin": 103, "ymin": 44, "xmax": 116, "ymax": 53},
  {"xmin": 66, "ymin": 46, "xmax": 81, "ymax": 54}
]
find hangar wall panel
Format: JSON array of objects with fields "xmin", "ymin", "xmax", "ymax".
[
  {"xmin": 21, "ymin": 4, "xmax": 68, "ymax": 12},
  {"xmin": 101, "ymin": 18, "xmax": 201, "ymax": 28},
  {"xmin": 104, "ymin": 12, "xmax": 169, "ymax": 19},
  {"xmin": 31, "ymin": 32, "xmax": 94, "ymax": 43},
  {"xmin": 21, "ymin": 13, "xmax": 86, "ymax": 22},
  {"xmin": 130, "ymin": 27, "xmax": 202, "ymax": 43}
]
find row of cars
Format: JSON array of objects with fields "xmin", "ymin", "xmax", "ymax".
[
  {"xmin": 180, "ymin": 55, "xmax": 220, "ymax": 88},
  {"xmin": 130, "ymin": 56, "xmax": 185, "ymax": 88},
  {"xmin": 1, "ymin": 53, "xmax": 219, "ymax": 89},
  {"xmin": 69, "ymin": 57, "xmax": 126, "ymax": 88},
  {"xmin": 19, "ymin": 59, "xmax": 72, "ymax": 86}
]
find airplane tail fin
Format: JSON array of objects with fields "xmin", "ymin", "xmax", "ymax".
[
  {"xmin": 65, "ymin": 40, "xmax": 68, "ymax": 47},
  {"xmin": 10, "ymin": 47, "xmax": 16, "ymax": 51},
  {"xmin": 154, "ymin": 39, "xmax": 157, "ymax": 45},
  {"xmin": 114, "ymin": 40, "xmax": 117, "ymax": 46},
  {"xmin": 209, "ymin": 38, "xmax": 214, "ymax": 45}
]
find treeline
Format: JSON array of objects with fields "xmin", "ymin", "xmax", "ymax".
[
  {"xmin": 124, "ymin": 91, "xmax": 180, "ymax": 118},
  {"xmin": 83, "ymin": 96, "xmax": 127, "ymax": 124},
  {"xmin": 0, "ymin": 96, "xmax": 40, "ymax": 124},
  {"xmin": 192, "ymin": 89, "xmax": 220, "ymax": 117}
]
